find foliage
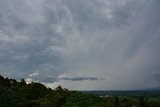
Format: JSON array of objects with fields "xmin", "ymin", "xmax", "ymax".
[{"xmin": 0, "ymin": 75, "xmax": 160, "ymax": 107}]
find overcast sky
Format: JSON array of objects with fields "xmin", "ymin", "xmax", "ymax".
[{"xmin": 0, "ymin": 0, "xmax": 160, "ymax": 90}]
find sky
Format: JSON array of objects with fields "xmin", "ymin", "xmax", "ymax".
[{"xmin": 0, "ymin": 0, "xmax": 160, "ymax": 90}]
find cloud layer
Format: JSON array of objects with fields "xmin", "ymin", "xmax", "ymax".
[
  {"xmin": 0, "ymin": 0, "xmax": 160, "ymax": 90},
  {"xmin": 42, "ymin": 76, "xmax": 105, "ymax": 83}
]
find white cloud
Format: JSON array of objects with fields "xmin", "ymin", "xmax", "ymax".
[
  {"xmin": 29, "ymin": 71, "xmax": 39, "ymax": 77},
  {"xmin": 25, "ymin": 78, "xmax": 33, "ymax": 84}
]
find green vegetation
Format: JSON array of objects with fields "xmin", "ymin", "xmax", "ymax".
[{"xmin": 0, "ymin": 75, "xmax": 160, "ymax": 107}]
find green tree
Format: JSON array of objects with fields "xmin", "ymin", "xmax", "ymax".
[{"xmin": 114, "ymin": 96, "xmax": 119, "ymax": 107}]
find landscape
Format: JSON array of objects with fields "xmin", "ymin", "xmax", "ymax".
[
  {"xmin": 0, "ymin": 75, "xmax": 160, "ymax": 107},
  {"xmin": 0, "ymin": 0, "xmax": 160, "ymax": 107}
]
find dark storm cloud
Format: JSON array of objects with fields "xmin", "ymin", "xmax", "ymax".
[
  {"xmin": 42, "ymin": 77, "xmax": 57, "ymax": 83},
  {"xmin": 0, "ymin": 0, "xmax": 160, "ymax": 90},
  {"xmin": 60, "ymin": 77, "xmax": 101, "ymax": 81},
  {"xmin": 42, "ymin": 76, "xmax": 105, "ymax": 83}
]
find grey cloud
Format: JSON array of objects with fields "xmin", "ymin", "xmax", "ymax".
[
  {"xmin": 42, "ymin": 76, "xmax": 105, "ymax": 83},
  {"xmin": 0, "ymin": 0, "xmax": 160, "ymax": 90},
  {"xmin": 60, "ymin": 76, "xmax": 105, "ymax": 81},
  {"xmin": 42, "ymin": 77, "xmax": 57, "ymax": 83},
  {"xmin": 152, "ymin": 74, "xmax": 160, "ymax": 83}
]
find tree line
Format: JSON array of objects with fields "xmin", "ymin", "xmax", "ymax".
[{"xmin": 0, "ymin": 75, "xmax": 160, "ymax": 107}]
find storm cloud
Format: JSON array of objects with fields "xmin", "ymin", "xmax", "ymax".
[
  {"xmin": 0, "ymin": 0, "xmax": 160, "ymax": 90},
  {"xmin": 42, "ymin": 76, "xmax": 105, "ymax": 83}
]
